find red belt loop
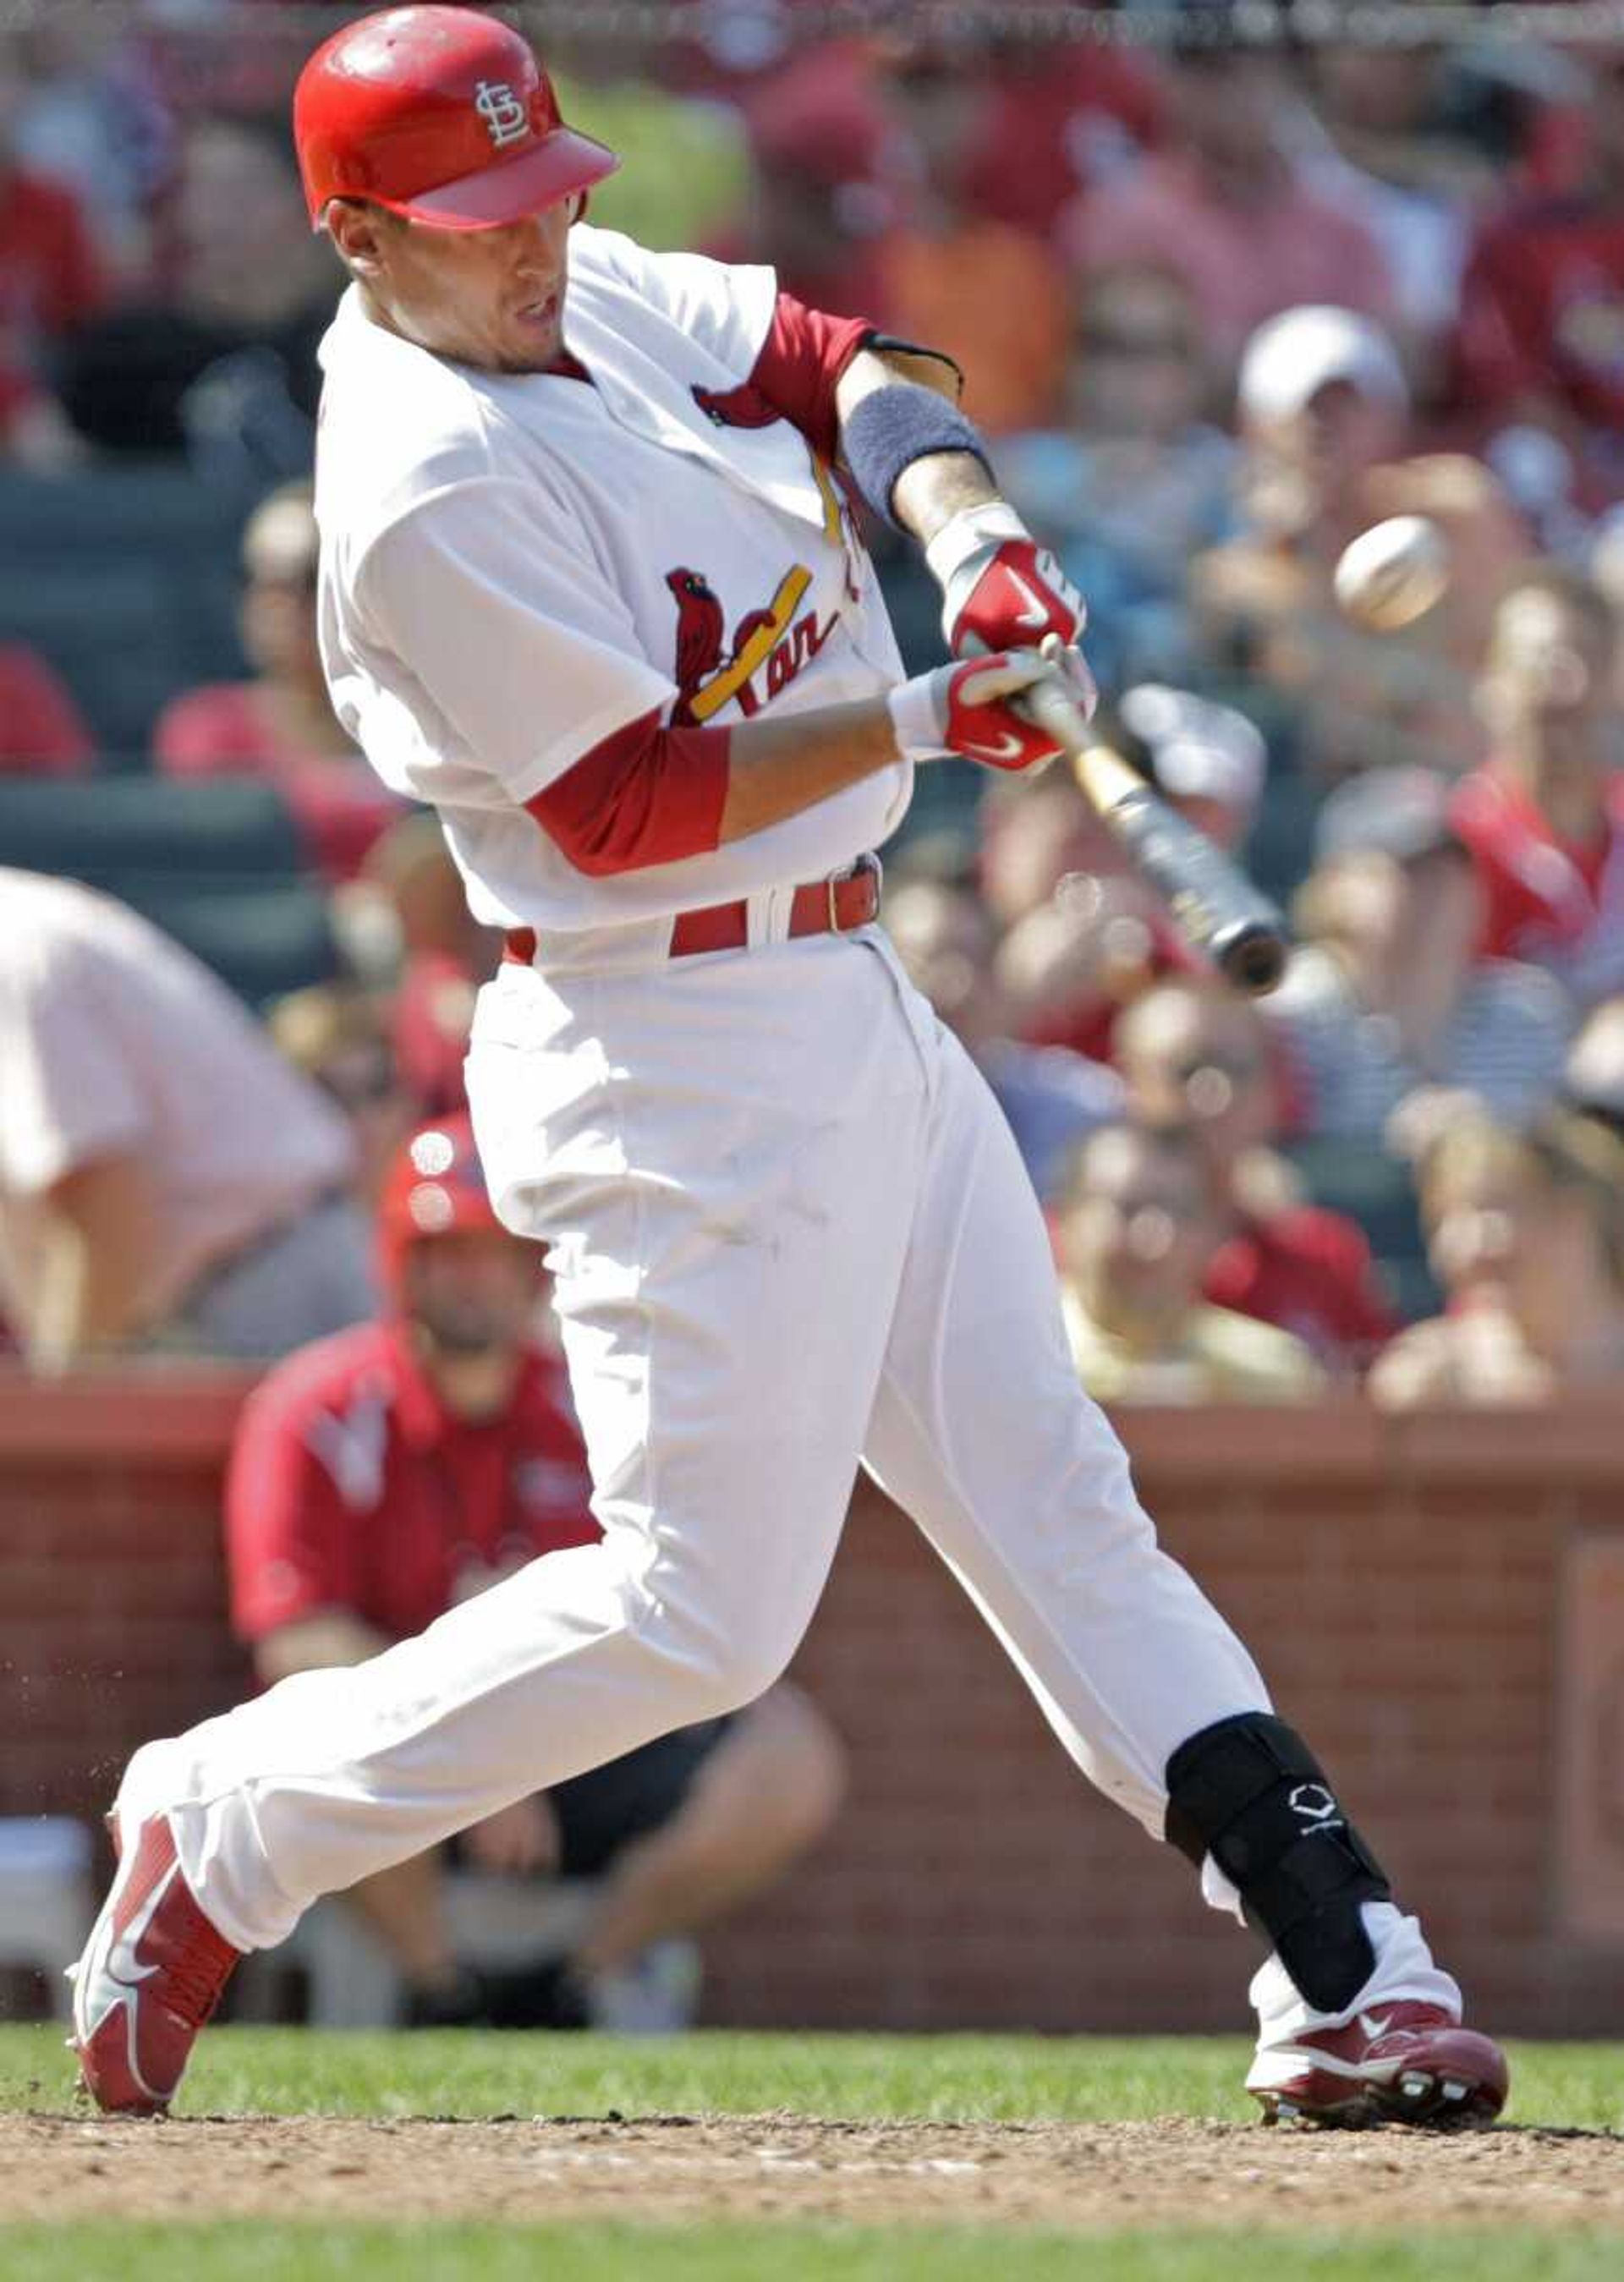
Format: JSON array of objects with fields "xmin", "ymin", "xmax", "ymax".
[{"xmin": 502, "ymin": 855, "xmax": 881, "ymax": 969}]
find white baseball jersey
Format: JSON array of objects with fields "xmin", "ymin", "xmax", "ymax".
[{"xmin": 314, "ymin": 227, "xmax": 910, "ymax": 945}]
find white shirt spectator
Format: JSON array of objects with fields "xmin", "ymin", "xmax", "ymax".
[
  {"xmin": 1266, "ymin": 942, "xmax": 1574, "ymax": 1140},
  {"xmin": 0, "ymin": 869, "xmax": 367, "ymax": 1358}
]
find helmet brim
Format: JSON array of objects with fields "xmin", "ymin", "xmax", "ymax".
[{"xmin": 367, "ymin": 128, "xmax": 619, "ymax": 232}]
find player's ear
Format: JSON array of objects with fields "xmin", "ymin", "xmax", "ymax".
[{"xmin": 326, "ymin": 198, "xmax": 392, "ymax": 277}]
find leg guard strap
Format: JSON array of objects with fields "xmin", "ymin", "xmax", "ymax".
[{"xmin": 1165, "ymin": 1713, "xmax": 1391, "ymax": 2013}]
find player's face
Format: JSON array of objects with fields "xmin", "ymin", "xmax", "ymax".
[
  {"xmin": 403, "ymin": 1227, "xmax": 540, "ymax": 1356},
  {"xmin": 334, "ymin": 197, "xmax": 579, "ymax": 374}
]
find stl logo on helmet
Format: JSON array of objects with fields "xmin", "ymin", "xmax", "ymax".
[{"xmin": 474, "ymin": 80, "xmax": 529, "ymax": 151}]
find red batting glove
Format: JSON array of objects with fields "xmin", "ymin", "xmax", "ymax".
[
  {"xmin": 928, "ymin": 502, "xmax": 1087, "ymax": 657},
  {"xmin": 886, "ymin": 650, "xmax": 1074, "ymax": 774}
]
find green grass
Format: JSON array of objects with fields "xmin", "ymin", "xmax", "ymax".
[
  {"xmin": 4, "ymin": 2029, "xmax": 1621, "ymax": 2279},
  {"xmin": 3, "ymin": 2225, "xmax": 1624, "ymax": 2282},
  {"xmin": 4, "ymin": 2023, "xmax": 1624, "ymax": 2131}
]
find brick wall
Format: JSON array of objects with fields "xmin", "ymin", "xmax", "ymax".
[{"xmin": 3, "ymin": 1373, "xmax": 1619, "ymax": 2035}]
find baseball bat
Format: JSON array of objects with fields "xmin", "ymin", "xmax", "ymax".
[{"xmin": 1020, "ymin": 664, "xmax": 1292, "ymax": 997}]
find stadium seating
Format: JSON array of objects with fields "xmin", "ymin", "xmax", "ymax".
[
  {"xmin": 0, "ymin": 468, "xmax": 254, "ymax": 757},
  {"xmin": 0, "ymin": 776, "xmax": 337, "ymax": 1007}
]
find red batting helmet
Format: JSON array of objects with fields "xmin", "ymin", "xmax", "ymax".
[
  {"xmin": 294, "ymin": 5, "xmax": 619, "ymax": 233},
  {"xmin": 376, "ymin": 1112, "xmax": 503, "ymax": 1295}
]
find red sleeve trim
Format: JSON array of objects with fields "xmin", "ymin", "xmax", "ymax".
[
  {"xmin": 749, "ymin": 292, "xmax": 875, "ymax": 463},
  {"xmin": 526, "ymin": 707, "xmax": 732, "ymax": 875}
]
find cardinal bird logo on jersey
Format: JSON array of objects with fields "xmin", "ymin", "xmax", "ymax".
[
  {"xmin": 667, "ymin": 570, "xmax": 727, "ymax": 721},
  {"xmin": 666, "ymin": 562, "xmax": 835, "ymax": 724}
]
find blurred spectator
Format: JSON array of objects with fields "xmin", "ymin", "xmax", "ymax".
[
  {"xmin": 1113, "ymin": 684, "xmax": 1265, "ymax": 854},
  {"xmin": 59, "ymin": 112, "xmax": 336, "ymax": 464},
  {"xmin": 3, "ymin": 14, "xmax": 171, "ymax": 283},
  {"xmin": 351, "ymin": 812, "xmax": 502, "ymax": 1117},
  {"xmin": 884, "ymin": 875, "xmax": 1122, "ymax": 1201},
  {"xmin": 1279, "ymin": 42, "xmax": 1498, "ymax": 372},
  {"xmin": 1066, "ymin": 47, "xmax": 1393, "ymax": 375},
  {"xmin": 952, "ymin": 36, "xmax": 1161, "ymax": 235},
  {"xmin": 227, "ymin": 1115, "xmax": 845, "ymax": 2029},
  {"xmin": 1053, "ymin": 1122, "xmax": 1325, "ymax": 1403},
  {"xmin": 996, "ymin": 265, "xmax": 1236, "ymax": 687},
  {"xmin": 1268, "ymin": 767, "xmax": 1574, "ymax": 1143},
  {"xmin": 1115, "ymin": 978, "xmax": 1396, "ymax": 1374},
  {"xmin": 728, "ymin": 46, "xmax": 893, "ymax": 316},
  {"xmin": 1369, "ymin": 1106, "xmax": 1624, "ymax": 1407},
  {"xmin": 0, "ymin": 643, "xmax": 92, "ymax": 773},
  {"xmin": 987, "ymin": 792, "xmax": 1184, "ymax": 1066},
  {"xmin": 1195, "ymin": 305, "xmax": 1533, "ymax": 785},
  {"xmin": 1451, "ymin": 563, "xmax": 1624, "ymax": 1003},
  {"xmin": 1193, "ymin": 304, "xmax": 1525, "ymax": 782},
  {"xmin": 1563, "ymin": 990, "xmax": 1624, "ymax": 1132},
  {"xmin": 1455, "ymin": 41, "xmax": 1624, "ymax": 506},
  {"xmin": 153, "ymin": 482, "xmax": 407, "ymax": 882},
  {"xmin": 984, "ymin": 692, "xmax": 1264, "ymax": 1064},
  {"xmin": 0, "ymin": 868, "xmax": 373, "ymax": 1371},
  {"xmin": 870, "ymin": 42, "xmax": 1072, "ymax": 432},
  {"xmin": 0, "ymin": 42, "xmax": 107, "ymax": 468},
  {"xmin": 268, "ymin": 982, "xmax": 415, "ymax": 1207}
]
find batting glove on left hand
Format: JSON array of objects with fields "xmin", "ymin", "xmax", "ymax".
[
  {"xmin": 928, "ymin": 501, "xmax": 1088, "ymax": 656},
  {"xmin": 887, "ymin": 648, "xmax": 1077, "ymax": 773}
]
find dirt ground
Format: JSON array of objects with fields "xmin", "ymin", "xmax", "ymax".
[{"xmin": 2, "ymin": 2112, "xmax": 1621, "ymax": 2230}]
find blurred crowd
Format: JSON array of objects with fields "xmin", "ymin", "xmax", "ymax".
[{"xmin": 6, "ymin": 2, "xmax": 1624, "ymax": 1418}]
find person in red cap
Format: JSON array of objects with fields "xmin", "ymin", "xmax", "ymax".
[
  {"xmin": 223, "ymin": 1112, "xmax": 844, "ymax": 2027},
  {"xmin": 73, "ymin": 5, "xmax": 1507, "ymax": 2134}
]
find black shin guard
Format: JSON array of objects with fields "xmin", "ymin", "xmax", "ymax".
[{"xmin": 1165, "ymin": 1714, "xmax": 1391, "ymax": 2013}]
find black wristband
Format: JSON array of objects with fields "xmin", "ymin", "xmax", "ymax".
[{"xmin": 840, "ymin": 381, "xmax": 994, "ymax": 529}]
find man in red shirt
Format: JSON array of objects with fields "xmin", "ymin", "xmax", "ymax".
[
  {"xmin": 1114, "ymin": 977, "xmax": 1396, "ymax": 1374},
  {"xmin": 1455, "ymin": 48, "xmax": 1624, "ymax": 502},
  {"xmin": 226, "ymin": 1115, "xmax": 845, "ymax": 2027},
  {"xmin": 1451, "ymin": 562, "xmax": 1624, "ymax": 1006}
]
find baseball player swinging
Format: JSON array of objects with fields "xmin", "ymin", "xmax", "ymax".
[{"xmin": 73, "ymin": 7, "xmax": 1506, "ymax": 2128}]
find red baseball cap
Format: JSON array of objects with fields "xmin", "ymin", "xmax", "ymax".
[
  {"xmin": 376, "ymin": 1112, "xmax": 504, "ymax": 1296},
  {"xmin": 294, "ymin": 4, "xmax": 620, "ymax": 233}
]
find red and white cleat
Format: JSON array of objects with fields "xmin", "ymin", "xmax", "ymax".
[
  {"xmin": 68, "ymin": 1803, "xmax": 241, "ymax": 2116},
  {"xmin": 1247, "ymin": 2001, "xmax": 1508, "ymax": 2130}
]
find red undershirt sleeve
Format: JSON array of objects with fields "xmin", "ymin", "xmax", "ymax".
[
  {"xmin": 749, "ymin": 292, "xmax": 875, "ymax": 463},
  {"xmin": 526, "ymin": 706, "xmax": 733, "ymax": 875}
]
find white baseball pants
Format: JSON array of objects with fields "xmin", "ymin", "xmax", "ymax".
[{"xmin": 139, "ymin": 927, "xmax": 1454, "ymax": 2027}]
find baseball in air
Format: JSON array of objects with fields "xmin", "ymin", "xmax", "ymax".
[{"xmin": 1332, "ymin": 514, "xmax": 1450, "ymax": 631}]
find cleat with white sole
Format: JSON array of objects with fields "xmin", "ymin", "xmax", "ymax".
[
  {"xmin": 1247, "ymin": 2002, "xmax": 1508, "ymax": 2131},
  {"xmin": 68, "ymin": 1769, "xmax": 241, "ymax": 2116}
]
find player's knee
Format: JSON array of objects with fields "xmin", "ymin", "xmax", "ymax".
[
  {"xmin": 629, "ymin": 1576, "xmax": 811, "ymax": 1720},
  {"xmin": 693, "ymin": 1635, "xmax": 800, "ymax": 1719},
  {"xmin": 745, "ymin": 1683, "xmax": 848, "ymax": 1842}
]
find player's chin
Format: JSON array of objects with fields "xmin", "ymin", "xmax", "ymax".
[{"xmin": 500, "ymin": 294, "xmax": 564, "ymax": 369}]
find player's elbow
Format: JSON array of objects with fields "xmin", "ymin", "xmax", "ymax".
[{"xmin": 527, "ymin": 716, "xmax": 732, "ymax": 877}]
